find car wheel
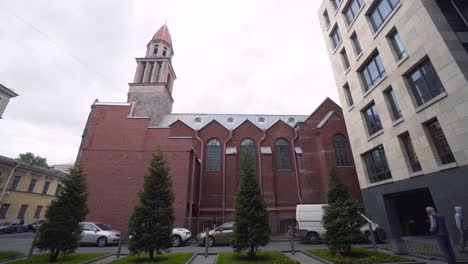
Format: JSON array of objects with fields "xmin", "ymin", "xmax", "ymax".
[
  {"xmin": 172, "ymin": 235, "xmax": 182, "ymax": 247},
  {"xmin": 97, "ymin": 236, "xmax": 108, "ymax": 247},
  {"xmin": 204, "ymin": 236, "xmax": 215, "ymax": 247},
  {"xmin": 307, "ymin": 232, "xmax": 320, "ymax": 244}
]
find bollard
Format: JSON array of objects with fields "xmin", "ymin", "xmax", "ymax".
[
  {"xmin": 204, "ymin": 227, "xmax": 209, "ymax": 258},
  {"xmin": 289, "ymin": 224, "xmax": 295, "ymax": 255},
  {"xmin": 368, "ymin": 222, "xmax": 377, "ymax": 251},
  {"xmin": 28, "ymin": 230, "xmax": 40, "ymax": 258},
  {"xmin": 116, "ymin": 229, "xmax": 123, "ymax": 258}
]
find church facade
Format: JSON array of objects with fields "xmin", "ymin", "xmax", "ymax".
[{"xmin": 78, "ymin": 24, "xmax": 361, "ymax": 235}]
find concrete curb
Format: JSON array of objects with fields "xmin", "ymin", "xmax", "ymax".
[
  {"xmin": 185, "ymin": 253, "xmax": 217, "ymax": 264},
  {"xmin": 300, "ymin": 249, "xmax": 425, "ymax": 264},
  {"xmin": 79, "ymin": 253, "xmax": 114, "ymax": 264}
]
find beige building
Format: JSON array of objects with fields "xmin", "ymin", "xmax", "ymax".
[
  {"xmin": 0, "ymin": 84, "xmax": 18, "ymax": 119},
  {"xmin": 319, "ymin": 0, "xmax": 468, "ymax": 245},
  {"xmin": 0, "ymin": 155, "xmax": 68, "ymax": 224}
]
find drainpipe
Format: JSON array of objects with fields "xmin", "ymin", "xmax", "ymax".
[
  {"xmin": 195, "ymin": 131, "xmax": 204, "ymax": 211},
  {"xmin": 0, "ymin": 162, "xmax": 20, "ymax": 204},
  {"xmin": 292, "ymin": 128, "xmax": 303, "ymax": 204},
  {"xmin": 223, "ymin": 131, "xmax": 233, "ymax": 218},
  {"xmin": 188, "ymin": 148, "xmax": 196, "ymax": 220},
  {"xmin": 257, "ymin": 130, "xmax": 267, "ymax": 194}
]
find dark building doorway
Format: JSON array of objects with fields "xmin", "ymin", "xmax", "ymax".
[{"xmin": 385, "ymin": 188, "xmax": 435, "ymax": 236}]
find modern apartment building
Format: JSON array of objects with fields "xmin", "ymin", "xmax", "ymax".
[{"xmin": 319, "ymin": 0, "xmax": 468, "ymax": 244}]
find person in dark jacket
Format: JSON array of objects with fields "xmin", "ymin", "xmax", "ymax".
[
  {"xmin": 455, "ymin": 206, "xmax": 467, "ymax": 251},
  {"xmin": 426, "ymin": 207, "xmax": 456, "ymax": 264}
]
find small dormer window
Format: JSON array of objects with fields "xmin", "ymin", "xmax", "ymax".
[
  {"xmin": 154, "ymin": 45, "xmax": 159, "ymax": 54},
  {"xmin": 162, "ymin": 47, "xmax": 168, "ymax": 57},
  {"xmin": 288, "ymin": 117, "xmax": 295, "ymax": 123},
  {"xmin": 227, "ymin": 117, "xmax": 234, "ymax": 123},
  {"xmin": 258, "ymin": 117, "xmax": 265, "ymax": 123},
  {"xmin": 194, "ymin": 117, "xmax": 202, "ymax": 123}
]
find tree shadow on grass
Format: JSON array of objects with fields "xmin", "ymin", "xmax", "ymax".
[{"xmin": 130, "ymin": 256, "xmax": 170, "ymax": 263}]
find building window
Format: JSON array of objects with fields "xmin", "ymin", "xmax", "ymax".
[
  {"xmin": 27, "ymin": 179, "xmax": 37, "ymax": 193},
  {"xmin": 343, "ymin": 83, "xmax": 354, "ymax": 107},
  {"xmin": 205, "ymin": 139, "xmax": 222, "ymax": 171},
  {"xmin": 8, "ymin": 176, "xmax": 21, "ymax": 191},
  {"xmin": 258, "ymin": 117, "xmax": 265, "ymax": 123},
  {"xmin": 350, "ymin": 32, "xmax": 362, "ymax": 55},
  {"xmin": 34, "ymin": 206, "xmax": 43, "ymax": 219},
  {"xmin": 55, "ymin": 184, "xmax": 63, "ymax": 196},
  {"xmin": 287, "ymin": 117, "xmax": 295, "ymax": 123},
  {"xmin": 147, "ymin": 62, "xmax": 154, "ymax": 83},
  {"xmin": 388, "ymin": 30, "xmax": 406, "ymax": 59},
  {"xmin": 42, "ymin": 182, "xmax": 51, "ymax": 195},
  {"xmin": 333, "ymin": 134, "xmax": 352, "ymax": 166},
  {"xmin": 368, "ymin": 0, "xmax": 401, "ymax": 32},
  {"xmin": 435, "ymin": 0, "xmax": 468, "ymax": 53},
  {"xmin": 363, "ymin": 145, "xmax": 392, "ymax": 183},
  {"xmin": 275, "ymin": 138, "xmax": 292, "ymax": 171},
  {"xmin": 0, "ymin": 204, "xmax": 10, "ymax": 219},
  {"xmin": 399, "ymin": 132, "xmax": 422, "ymax": 172},
  {"xmin": 406, "ymin": 59, "xmax": 445, "ymax": 106},
  {"xmin": 17, "ymin": 205, "xmax": 28, "ymax": 219},
  {"xmin": 139, "ymin": 62, "xmax": 146, "ymax": 83},
  {"xmin": 194, "ymin": 117, "xmax": 202, "ymax": 123},
  {"xmin": 344, "ymin": 0, "xmax": 364, "ymax": 25},
  {"xmin": 240, "ymin": 138, "xmax": 257, "ymax": 169},
  {"xmin": 153, "ymin": 45, "xmax": 159, "ymax": 55},
  {"xmin": 332, "ymin": 0, "xmax": 342, "ymax": 10},
  {"xmin": 362, "ymin": 102, "xmax": 383, "ymax": 136},
  {"xmin": 162, "ymin": 47, "xmax": 167, "ymax": 57},
  {"xmin": 227, "ymin": 117, "xmax": 234, "ymax": 123},
  {"xmin": 330, "ymin": 26, "xmax": 342, "ymax": 49},
  {"xmin": 384, "ymin": 87, "xmax": 402, "ymax": 120},
  {"xmin": 323, "ymin": 10, "xmax": 331, "ymax": 26},
  {"xmin": 156, "ymin": 62, "xmax": 163, "ymax": 82},
  {"xmin": 425, "ymin": 119, "xmax": 456, "ymax": 165},
  {"xmin": 340, "ymin": 48, "xmax": 350, "ymax": 70},
  {"xmin": 359, "ymin": 52, "xmax": 386, "ymax": 91}
]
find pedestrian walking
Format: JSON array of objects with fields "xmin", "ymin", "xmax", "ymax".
[
  {"xmin": 455, "ymin": 206, "xmax": 467, "ymax": 251},
  {"xmin": 426, "ymin": 207, "xmax": 456, "ymax": 264}
]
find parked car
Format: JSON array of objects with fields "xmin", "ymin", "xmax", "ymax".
[
  {"xmin": 128, "ymin": 228, "xmax": 192, "ymax": 247},
  {"xmin": 0, "ymin": 222, "xmax": 25, "ymax": 234},
  {"xmin": 196, "ymin": 222, "xmax": 234, "ymax": 247},
  {"xmin": 79, "ymin": 222, "xmax": 121, "ymax": 247},
  {"xmin": 296, "ymin": 204, "xmax": 386, "ymax": 244},
  {"xmin": 25, "ymin": 220, "xmax": 46, "ymax": 233}
]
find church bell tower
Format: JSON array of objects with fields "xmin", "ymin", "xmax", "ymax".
[{"xmin": 128, "ymin": 24, "xmax": 176, "ymax": 126}]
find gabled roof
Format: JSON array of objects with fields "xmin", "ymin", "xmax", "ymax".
[
  {"xmin": 151, "ymin": 24, "xmax": 172, "ymax": 46},
  {"xmin": 0, "ymin": 84, "xmax": 18, "ymax": 97},
  {"xmin": 159, "ymin": 113, "xmax": 308, "ymax": 131}
]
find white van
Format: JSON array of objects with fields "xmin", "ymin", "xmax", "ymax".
[{"xmin": 296, "ymin": 204, "xmax": 386, "ymax": 244}]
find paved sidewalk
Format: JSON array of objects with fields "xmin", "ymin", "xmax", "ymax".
[
  {"xmin": 285, "ymin": 251, "xmax": 323, "ymax": 263},
  {"xmin": 189, "ymin": 255, "xmax": 217, "ymax": 264}
]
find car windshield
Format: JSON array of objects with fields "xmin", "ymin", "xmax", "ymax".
[{"xmin": 95, "ymin": 223, "xmax": 112, "ymax": 230}]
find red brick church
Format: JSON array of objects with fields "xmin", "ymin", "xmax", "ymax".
[{"xmin": 78, "ymin": 24, "xmax": 361, "ymax": 235}]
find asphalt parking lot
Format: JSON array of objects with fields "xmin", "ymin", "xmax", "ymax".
[{"xmin": 0, "ymin": 232, "xmax": 328, "ymax": 255}]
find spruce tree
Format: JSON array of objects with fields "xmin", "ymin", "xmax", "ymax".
[
  {"xmin": 231, "ymin": 153, "xmax": 270, "ymax": 258},
  {"xmin": 323, "ymin": 162, "xmax": 364, "ymax": 256},
  {"xmin": 35, "ymin": 163, "xmax": 89, "ymax": 262},
  {"xmin": 128, "ymin": 147, "xmax": 175, "ymax": 260}
]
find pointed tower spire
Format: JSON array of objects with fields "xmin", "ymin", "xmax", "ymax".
[{"xmin": 151, "ymin": 24, "xmax": 172, "ymax": 46}]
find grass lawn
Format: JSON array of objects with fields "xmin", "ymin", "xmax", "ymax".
[
  {"xmin": 110, "ymin": 253, "xmax": 193, "ymax": 264},
  {"xmin": 0, "ymin": 251, "xmax": 22, "ymax": 260},
  {"xmin": 307, "ymin": 247, "xmax": 413, "ymax": 263},
  {"xmin": 8, "ymin": 253, "xmax": 106, "ymax": 264},
  {"xmin": 217, "ymin": 251, "xmax": 298, "ymax": 264}
]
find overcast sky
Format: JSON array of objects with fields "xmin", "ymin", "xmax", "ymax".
[{"xmin": 0, "ymin": 0, "xmax": 339, "ymax": 165}]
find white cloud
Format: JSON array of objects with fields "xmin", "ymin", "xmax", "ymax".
[{"xmin": 0, "ymin": 0, "xmax": 339, "ymax": 164}]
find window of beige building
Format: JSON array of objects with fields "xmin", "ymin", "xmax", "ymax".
[
  {"xmin": 0, "ymin": 204, "xmax": 10, "ymax": 219},
  {"xmin": 330, "ymin": 26, "xmax": 342, "ymax": 49},
  {"xmin": 359, "ymin": 52, "xmax": 386, "ymax": 92},
  {"xmin": 425, "ymin": 119, "xmax": 456, "ymax": 165},
  {"xmin": 362, "ymin": 102, "xmax": 383, "ymax": 136},
  {"xmin": 34, "ymin": 206, "xmax": 43, "ymax": 219},
  {"xmin": 388, "ymin": 29, "xmax": 407, "ymax": 60},
  {"xmin": 42, "ymin": 181, "xmax": 51, "ymax": 195},
  {"xmin": 399, "ymin": 132, "xmax": 422, "ymax": 172},
  {"xmin": 17, "ymin": 205, "xmax": 28, "ymax": 219},
  {"xmin": 350, "ymin": 32, "xmax": 362, "ymax": 55},
  {"xmin": 362, "ymin": 145, "xmax": 392, "ymax": 183},
  {"xmin": 27, "ymin": 179, "xmax": 37, "ymax": 193},
  {"xmin": 384, "ymin": 87, "xmax": 402, "ymax": 120},
  {"xmin": 406, "ymin": 59, "xmax": 445, "ymax": 106},
  {"xmin": 368, "ymin": 0, "xmax": 401, "ymax": 32},
  {"xmin": 55, "ymin": 184, "xmax": 63, "ymax": 196},
  {"xmin": 343, "ymin": 0, "xmax": 364, "ymax": 25},
  {"xmin": 8, "ymin": 176, "xmax": 21, "ymax": 191}
]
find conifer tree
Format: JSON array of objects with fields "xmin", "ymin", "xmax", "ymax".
[
  {"xmin": 231, "ymin": 153, "xmax": 270, "ymax": 258},
  {"xmin": 323, "ymin": 162, "xmax": 363, "ymax": 256},
  {"xmin": 35, "ymin": 163, "xmax": 89, "ymax": 262},
  {"xmin": 128, "ymin": 147, "xmax": 175, "ymax": 260}
]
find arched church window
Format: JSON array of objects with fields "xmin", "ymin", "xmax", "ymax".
[
  {"xmin": 163, "ymin": 47, "xmax": 168, "ymax": 57},
  {"xmin": 205, "ymin": 138, "xmax": 222, "ymax": 171},
  {"xmin": 258, "ymin": 117, "xmax": 265, "ymax": 123},
  {"xmin": 153, "ymin": 45, "xmax": 159, "ymax": 54},
  {"xmin": 227, "ymin": 117, "xmax": 234, "ymax": 123},
  {"xmin": 333, "ymin": 134, "xmax": 352, "ymax": 166},
  {"xmin": 240, "ymin": 138, "xmax": 257, "ymax": 169},
  {"xmin": 194, "ymin": 117, "xmax": 202, "ymax": 123},
  {"xmin": 288, "ymin": 117, "xmax": 295, "ymax": 123},
  {"xmin": 275, "ymin": 138, "xmax": 292, "ymax": 171}
]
